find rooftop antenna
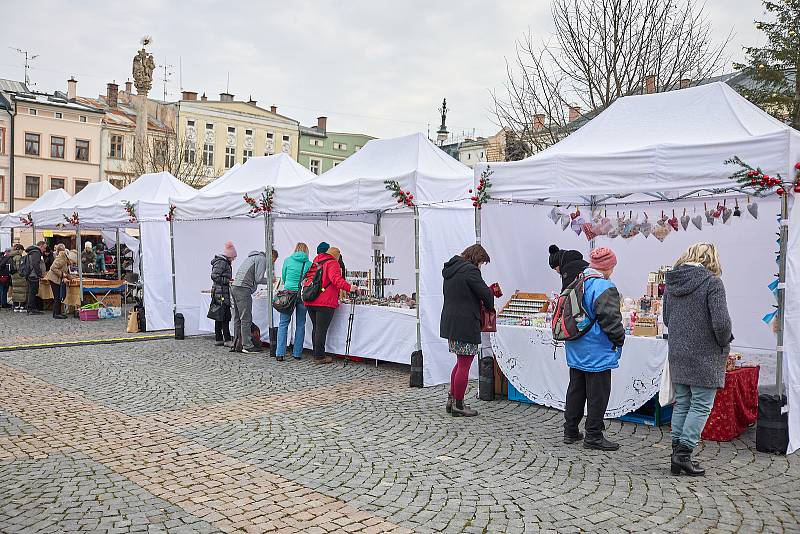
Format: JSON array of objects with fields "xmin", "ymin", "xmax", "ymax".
[
  {"xmin": 178, "ymin": 56, "xmax": 183, "ymax": 92},
  {"xmin": 159, "ymin": 58, "xmax": 174, "ymax": 101},
  {"xmin": 9, "ymin": 47, "xmax": 38, "ymax": 87},
  {"xmin": 226, "ymin": 71, "xmax": 230, "ymax": 93}
]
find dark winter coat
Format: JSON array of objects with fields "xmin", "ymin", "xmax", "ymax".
[
  {"xmin": 663, "ymin": 264, "xmax": 732, "ymax": 389},
  {"xmin": 210, "ymin": 255, "xmax": 233, "ymax": 304},
  {"xmin": 558, "ymin": 250, "xmax": 589, "ymax": 291},
  {"xmin": 440, "ymin": 255, "xmax": 494, "ymax": 345},
  {"xmin": 24, "ymin": 246, "xmax": 44, "ymax": 280},
  {"xmin": 9, "ymin": 251, "xmax": 27, "ymax": 302}
]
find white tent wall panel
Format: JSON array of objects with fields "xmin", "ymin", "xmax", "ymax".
[
  {"xmin": 139, "ymin": 202, "xmax": 175, "ymax": 332},
  {"xmin": 784, "ymin": 198, "xmax": 800, "ymax": 453},
  {"xmin": 0, "ymin": 230, "xmax": 10, "ymax": 250}
]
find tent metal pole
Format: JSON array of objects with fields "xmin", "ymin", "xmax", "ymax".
[
  {"xmin": 776, "ymin": 192, "xmax": 789, "ymax": 398},
  {"xmin": 475, "ymin": 204, "xmax": 481, "ymax": 245},
  {"xmin": 265, "ymin": 212, "xmax": 274, "ymax": 330},
  {"xmin": 115, "ymin": 229, "xmax": 121, "ymax": 280},
  {"xmin": 374, "ymin": 213, "xmax": 382, "ymax": 298},
  {"xmin": 32, "ymin": 223, "xmax": 36, "ymax": 246},
  {"xmin": 169, "ymin": 218, "xmax": 177, "ymax": 316},
  {"xmin": 76, "ymin": 226, "xmax": 84, "ymax": 298},
  {"xmin": 138, "ymin": 223, "xmax": 144, "ymax": 287},
  {"xmin": 413, "ymin": 206, "xmax": 421, "ymax": 352},
  {"xmin": 589, "ymin": 195, "xmax": 597, "ymax": 250}
]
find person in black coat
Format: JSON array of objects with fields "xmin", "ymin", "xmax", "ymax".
[
  {"xmin": 24, "ymin": 241, "xmax": 46, "ymax": 315},
  {"xmin": 209, "ymin": 241, "xmax": 237, "ymax": 347},
  {"xmin": 549, "ymin": 244, "xmax": 589, "ymax": 291},
  {"xmin": 440, "ymin": 244, "xmax": 496, "ymax": 417}
]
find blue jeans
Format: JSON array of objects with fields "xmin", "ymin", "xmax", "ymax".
[
  {"xmin": 671, "ymin": 383, "xmax": 717, "ymax": 449},
  {"xmin": 0, "ymin": 284, "xmax": 8, "ymax": 307},
  {"xmin": 96, "ymin": 255, "xmax": 106, "ymax": 273},
  {"xmin": 276, "ymin": 300, "xmax": 307, "ymax": 358}
]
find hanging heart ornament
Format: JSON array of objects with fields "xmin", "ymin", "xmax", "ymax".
[
  {"xmin": 653, "ymin": 224, "xmax": 672, "ymax": 242},
  {"xmin": 582, "ymin": 223, "xmax": 598, "ymax": 241},
  {"xmin": 722, "ymin": 207, "xmax": 733, "ymax": 224},
  {"xmin": 668, "ymin": 215, "xmax": 679, "ymax": 232},
  {"xmin": 705, "ymin": 210, "xmax": 716, "ymax": 225},
  {"xmin": 747, "ymin": 202, "xmax": 759, "ymax": 219},
  {"xmin": 680, "ymin": 214, "xmax": 690, "ymax": 231},
  {"xmin": 549, "ymin": 207, "xmax": 563, "ymax": 224},
  {"xmin": 639, "ymin": 217, "xmax": 653, "ymax": 238},
  {"xmin": 561, "ymin": 213, "xmax": 571, "ymax": 230},
  {"xmin": 571, "ymin": 216, "xmax": 585, "ymax": 236},
  {"xmin": 692, "ymin": 215, "xmax": 703, "ymax": 230}
]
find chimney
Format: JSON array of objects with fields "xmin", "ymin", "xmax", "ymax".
[
  {"xmin": 219, "ymin": 92, "xmax": 234, "ymax": 102},
  {"xmin": 248, "ymin": 95, "xmax": 257, "ymax": 106},
  {"xmin": 270, "ymin": 105, "xmax": 277, "ymax": 114},
  {"xmin": 106, "ymin": 82, "xmax": 119, "ymax": 108},
  {"xmin": 316, "ymin": 116, "xmax": 327, "ymax": 133},
  {"xmin": 181, "ymin": 90, "xmax": 198, "ymax": 101},
  {"xmin": 201, "ymin": 92, "xmax": 207, "ymax": 102},
  {"xmin": 67, "ymin": 77, "xmax": 77, "ymax": 101},
  {"xmin": 125, "ymin": 80, "xmax": 133, "ymax": 93},
  {"xmin": 568, "ymin": 105, "xmax": 581, "ymax": 123},
  {"xmin": 679, "ymin": 78, "xmax": 691, "ymax": 90},
  {"xmin": 533, "ymin": 113, "xmax": 545, "ymax": 131},
  {"xmin": 645, "ymin": 74, "xmax": 657, "ymax": 94}
]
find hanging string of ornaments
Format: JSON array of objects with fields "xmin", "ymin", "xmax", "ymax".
[
  {"xmin": 123, "ymin": 201, "xmax": 137, "ymax": 224},
  {"xmin": 470, "ymin": 167, "xmax": 493, "ymax": 209},
  {"xmin": 63, "ymin": 212, "xmax": 80, "ymax": 226},
  {"xmin": 19, "ymin": 214, "xmax": 33, "ymax": 227},
  {"xmin": 243, "ymin": 187, "xmax": 275, "ymax": 216},
  {"xmin": 165, "ymin": 204, "xmax": 176, "ymax": 222},
  {"xmin": 725, "ymin": 156, "xmax": 800, "ymax": 195},
  {"xmin": 384, "ymin": 180, "xmax": 415, "ymax": 207}
]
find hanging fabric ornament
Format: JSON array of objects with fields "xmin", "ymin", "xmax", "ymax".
[
  {"xmin": 733, "ymin": 199, "xmax": 741, "ymax": 217},
  {"xmin": 668, "ymin": 209, "xmax": 679, "ymax": 231},
  {"xmin": 639, "ymin": 213, "xmax": 653, "ymax": 238},
  {"xmin": 621, "ymin": 211, "xmax": 639, "ymax": 239},
  {"xmin": 747, "ymin": 200, "xmax": 759, "ymax": 219},
  {"xmin": 549, "ymin": 206, "xmax": 563, "ymax": 224},
  {"xmin": 704, "ymin": 203, "xmax": 715, "ymax": 225},
  {"xmin": 595, "ymin": 216, "xmax": 612, "ymax": 236},
  {"xmin": 713, "ymin": 203, "xmax": 723, "ymax": 219},
  {"xmin": 582, "ymin": 222, "xmax": 597, "ymax": 241},
  {"xmin": 680, "ymin": 208, "xmax": 690, "ymax": 231},
  {"xmin": 722, "ymin": 199, "xmax": 733, "ymax": 224},
  {"xmin": 653, "ymin": 223, "xmax": 672, "ymax": 242},
  {"xmin": 692, "ymin": 214, "xmax": 703, "ymax": 230},
  {"xmin": 570, "ymin": 207, "xmax": 581, "ymax": 220},
  {"xmin": 571, "ymin": 214, "xmax": 585, "ymax": 236}
]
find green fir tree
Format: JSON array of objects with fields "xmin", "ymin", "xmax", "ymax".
[{"xmin": 734, "ymin": 0, "xmax": 800, "ymax": 129}]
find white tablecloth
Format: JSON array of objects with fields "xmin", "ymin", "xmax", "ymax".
[
  {"xmin": 198, "ymin": 293, "xmax": 415, "ymax": 364},
  {"xmin": 490, "ymin": 325, "xmax": 668, "ymax": 418}
]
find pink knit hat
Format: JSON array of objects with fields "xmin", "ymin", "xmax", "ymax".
[
  {"xmin": 589, "ymin": 247, "xmax": 617, "ymax": 271},
  {"xmin": 223, "ymin": 241, "xmax": 237, "ymax": 259}
]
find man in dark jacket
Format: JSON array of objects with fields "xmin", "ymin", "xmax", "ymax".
[
  {"xmin": 549, "ymin": 244, "xmax": 589, "ymax": 291},
  {"xmin": 231, "ymin": 250, "xmax": 270, "ymax": 353},
  {"xmin": 24, "ymin": 241, "xmax": 46, "ymax": 315},
  {"xmin": 563, "ymin": 247, "xmax": 625, "ymax": 451}
]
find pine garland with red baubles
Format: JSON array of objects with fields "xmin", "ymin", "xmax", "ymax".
[
  {"xmin": 63, "ymin": 212, "xmax": 80, "ymax": 226},
  {"xmin": 725, "ymin": 156, "xmax": 800, "ymax": 196},
  {"xmin": 165, "ymin": 204, "xmax": 176, "ymax": 222},
  {"xmin": 243, "ymin": 187, "xmax": 275, "ymax": 216},
  {"xmin": 123, "ymin": 201, "xmax": 137, "ymax": 223},
  {"xmin": 470, "ymin": 166, "xmax": 493, "ymax": 209},
  {"xmin": 384, "ymin": 180, "xmax": 415, "ymax": 207},
  {"xmin": 19, "ymin": 214, "xmax": 33, "ymax": 227}
]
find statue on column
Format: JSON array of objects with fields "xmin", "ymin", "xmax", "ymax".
[
  {"xmin": 132, "ymin": 37, "xmax": 155, "ymax": 95},
  {"xmin": 438, "ymin": 98, "xmax": 448, "ymax": 131}
]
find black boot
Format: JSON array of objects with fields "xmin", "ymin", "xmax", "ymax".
[
  {"xmin": 446, "ymin": 392, "xmax": 453, "ymax": 414},
  {"xmin": 451, "ymin": 399, "xmax": 477, "ymax": 417},
  {"xmin": 583, "ymin": 435, "xmax": 620, "ymax": 451},
  {"xmin": 564, "ymin": 430, "xmax": 584, "ymax": 444},
  {"xmin": 671, "ymin": 443, "xmax": 705, "ymax": 476}
]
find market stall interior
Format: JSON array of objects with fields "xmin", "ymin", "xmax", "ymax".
[
  {"xmin": 169, "ymin": 134, "xmax": 474, "ymax": 367},
  {"xmin": 473, "ymin": 82, "xmax": 800, "ymax": 452}
]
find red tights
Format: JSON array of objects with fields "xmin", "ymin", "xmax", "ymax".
[{"xmin": 450, "ymin": 354, "xmax": 475, "ymax": 401}]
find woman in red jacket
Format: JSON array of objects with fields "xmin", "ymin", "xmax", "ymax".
[{"xmin": 304, "ymin": 242, "xmax": 351, "ymax": 364}]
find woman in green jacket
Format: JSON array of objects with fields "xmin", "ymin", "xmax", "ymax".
[{"xmin": 276, "ymin": 242, "xmax": 312, "ymax": 361}]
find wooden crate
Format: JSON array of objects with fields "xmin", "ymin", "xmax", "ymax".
[{"xmin": 96, "ymin": 293, "xmax": 122, "ymax": 307}]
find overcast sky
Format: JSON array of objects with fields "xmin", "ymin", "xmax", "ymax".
[{"xmin": 0, "ymin": 0, "xmax": 767, "ymax": 139}]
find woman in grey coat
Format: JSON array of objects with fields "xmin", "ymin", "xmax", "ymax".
[
  {"xmin": 663, "ymin": 242, "xmax": 732, "ymax": 477},
  {"xmin": 209, "ymin": 242, "xmax": 237, "ymax": 347}
]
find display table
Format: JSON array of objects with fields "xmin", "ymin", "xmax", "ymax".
[
  {"xmin": 491, "ymin": 325, "xmax": 668, "ymax": 418},
  {"xmin": 37, "ymin": 281, "xmax": 82, "ymax": 308},
  {"xmin": 701, "ymin": 366, "xmax": 760, "ymax": 442},
  {"xmin": 197, "ymin": 292, "xmax": 415, "ymax": 364}
]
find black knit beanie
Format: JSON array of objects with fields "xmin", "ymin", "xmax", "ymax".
[{"xmin": 548, "ymin": 244, "xmax": 561, "ymax": 268}]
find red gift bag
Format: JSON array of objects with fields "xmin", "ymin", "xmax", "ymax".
[{"xmin": 481, "ymin": 304, "xmax": 496, "ymax": 332}]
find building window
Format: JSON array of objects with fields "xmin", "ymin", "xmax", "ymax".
[
  {"xmin": 184, "ymin": 144, "xmax": 196, "ymax": 164},
  {"xmin": 227, "ymin": 126, "xmax": 236, "ymax": 134},
  {"xmin": 25, "ymin": 176, "xmax": 40, "ymax": 198},
  {"xmin": 25, "ymin": 133, "xmax": 40, "ymax": 156},
  {"xmin": 480, "ymin": 151, "xmax": 484, "ymax": 159},
  {"xmin": 154, "ymin": 140, "xmax": 167, "ymax": 165},
  {"xmin": 245, "ymin": 129, "xmax": 253, "ymax": 136},
  {"xmin": 334, "ymin": 142, "xmax": 347, "ymax": 150},
  {"xmin": 50, "ymin": 136, "xmax": 65, "ymax": 159},
  {"xmin": 332, "ymin": 162, "xmax": 340, "ymax": 167},
  {"xmin": 468, "ymin": 153, "xmax": 472, "ymax": 160},
  {"xmin": 242, "ymin": 149, "xmax": 253, "ymax": 163},
  {"xmin": 354, "ymin": 145, "xmax": 362, "ymax": 151},
  {"xmin": 309, "ymin": 158, "xmax": 321, "ymax": 175},
  {"xmin": 29, "ymin": 108, "xmax": 37, "ymax": 116},
  {"xmin": 79, "ymin": 115, "xmax": 87, "ymax": 123},
  {"xmin": 203, "ymin": 144, "xmax": 214, "ymax": 166},
  {"xmin": 282, "ymin": 135, "xmax": 290, "ymax": 142},
  {"xmin": 74, "ymin": 180, "xmax": 88, "ymax": 193},
  {"xmin": 109, "ymin": 135, "xmax": 124, "ymax": 158},
  {"xmin": 50, "ymin": 177, "xmax": 65, "ymax": 190},
  {"xmin": 0, "ymin": 128, "xmax": 5, "ymax": 155},
  {"xmin": 187, "ymin": 119, "xmax": 195, "ymax": 127},
  {"xmin": 225, "ymin": 147, "xmax": 236, "ymax": 168},
  {"xmin": 206, "ymin": 123, "xmax": 214, "ymax": 130},
  {"xmin": 75, "ymin": 139, "xmax": 90, "ymax": 161},
  {"xmin": 0, "ymin": 175, "xmax": 4, "ymax": 202},
  {"xmin": 55, "ymin": 112, "xmax": 63, "ymax": 119},
  {"xmin": 266, "ymin": 132, "xmax": 274, "ymax": 140},
  {"xmin": 310, "ymin": 138, "xmax": 323, "ymax": 147},
  {"xmin": 109, "ymin": 178, "xmax": 124, "ymax": 189}
]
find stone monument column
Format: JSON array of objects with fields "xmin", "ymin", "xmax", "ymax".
[{"xmin": 132, "ymin": 39, "xmax": 155, "ymax": 165}]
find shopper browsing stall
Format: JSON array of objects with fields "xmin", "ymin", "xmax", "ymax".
[
  {"xmin": 231, "ymin": 249, "xmax": 271, "ymax": 354},
  {"xmin": 276, "ymin": 242, "xmax": 311, "ymax": 361},
  {"xmin": 24, "ymin": 241, "xmax": 46, "ymax": 315},
  {"xmin": 208, "ymin": 241, "xmax": 237, "ymax": 347},
  {"xmin": 562, "ymin": 247, "xmax": 625, "ymax": 451},
  {"xmin": 548, "ymin": 244, "xmax": 589, "ymax": 291},
  {"xmin": 663, "ymin": 243, "xmax": 732, "ymax": 477},
  {"xmin": 303, "ymin": 242, "xmax": 352, "ymax": 365},
  {"xmin": 44, "ymin": 245, "xmax": 76, "ymax": 319},
  {"xmin": 440, "ymin": 244, "xmax": 497, "ymax": 418},
  {"xmin": 9, "ymin": 245, "xmax": 27, "ymax": 312},
  {"xmin": 82, "ymin": 241, "xmax": 97, "ymax": 273}
]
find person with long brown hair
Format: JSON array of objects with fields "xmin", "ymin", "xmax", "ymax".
[{"xmin": 440, "ymin": 244, "xmax": 496, "ymax": 417}]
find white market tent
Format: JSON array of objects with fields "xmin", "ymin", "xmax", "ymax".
[
  {"xmin": 169, "ymin": 133, "xmax": 475, "ymax": 371},
  {"xmin": 0, "ymin": 188, "xmax": 72, "ymax": 230},
  {"xmin": 34, "ymin": 181, "xmax": 120, "ymax": 228},
  {"xmin": 475, "ymin": 82, "xmax": 800, "ymax": 453}
]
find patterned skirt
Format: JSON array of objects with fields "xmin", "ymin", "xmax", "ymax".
[{"xmin": 448, "ymin": 339, "xmax": 480, "ymax": 356}]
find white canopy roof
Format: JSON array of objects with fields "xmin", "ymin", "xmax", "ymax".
[
  {"xmin": 0, "ymin": 188, "xmax": 72, "ymax": 229},
  {"xmin": 75, "ymin": 172, "xmax": 197, "ymax": 227},
  {"xmin": 477, "ymin": 82, "xmax": 800, "ymax": 203},
  {"xmin": 277, "ymin": 132, "xmax": 472, "ymax": 215},
  {"xmin": 175, "ymin": 154, "xmax": 316, "ymax": 220},
  {"xmin": 34, "ymin": 181, "xmax": 120, "ymax": 228}
]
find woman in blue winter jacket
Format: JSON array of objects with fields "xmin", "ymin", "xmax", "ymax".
[{"xmin": 276, "ymin": 242, "xmax": 311, "ymax": 361}]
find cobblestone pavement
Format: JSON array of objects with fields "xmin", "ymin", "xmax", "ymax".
[{"xmin": 0, "ymin": 327, "xmax": 798, "ymax": 532}]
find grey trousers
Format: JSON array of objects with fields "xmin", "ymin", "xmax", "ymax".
[{"xmin": 231, "ymin": 286, "xmax": 254, "ymax": 347}]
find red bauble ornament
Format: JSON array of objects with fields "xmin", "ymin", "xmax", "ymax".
[
  {"xmin": 751, "ymin": 179, "xmax": 758, "ymax": 185},
  {"xmin": 794, "ymin": 183, "xmax": 800, "ymax": 193},
  {"xmin": 468, "ymin": 189, "xmax": 473, "ymax": 193},
  {"xmin": 795, "ymin": 162, "xmax": 800, "ymax": 170},
  {"xmin": 777, "ymin": 187, "xmax": 785, "ymax": 196}
]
